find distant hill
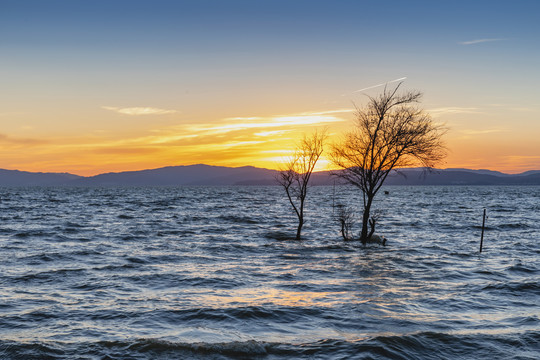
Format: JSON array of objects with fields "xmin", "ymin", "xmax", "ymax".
[
  {"xmin": 442, "ymin": 168, "xmax": 512, "ymax": 177},
  {"xmin": 71, "ymin": 164, "xmax": 279, "ymax": 186},
  {"xmin": 0, "ymin": 165, "xmax": 539, "ymax": 186},
  {"xmin": 0, "ymin": 169, "xmax": 82, "ymax": 186},
  {"xmin": 384, "ymin": 169, "xmax": 540, "ymax": 185}
]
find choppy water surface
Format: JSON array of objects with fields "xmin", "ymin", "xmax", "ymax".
[{"xmin": 0, "ymin": 186, "xmax": 538, "ymax": 359}]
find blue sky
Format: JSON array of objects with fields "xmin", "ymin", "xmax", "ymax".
[{"xmin": 1, "ymin": 0, "xmax": 539, "ymax": 174}]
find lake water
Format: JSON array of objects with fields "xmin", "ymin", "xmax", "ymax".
[{"xmin": 0, "ymin": 186, "xmax": 538, "ymax": 359}]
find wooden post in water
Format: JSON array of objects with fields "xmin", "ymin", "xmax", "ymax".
[
  {"xmin": 332, "ymin": 180, "xmax": 336, "ymax": 216},
  {"xmin": 479, "ymin": 208, "xmax": 486, "ymax": 253}
]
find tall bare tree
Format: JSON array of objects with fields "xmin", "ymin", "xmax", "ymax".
[
  {"xmin": 331, "ymin": 83, "xmax": 446, "ymax": 244},
  {"xmin": 277, "ymin": 130, "xmax": 326, "ymax": 240}
]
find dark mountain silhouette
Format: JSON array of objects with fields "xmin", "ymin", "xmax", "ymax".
[
  {"xmin": 443, "ymin": 168, "xmax": 512, "ymax": 177},
  {"xmin": 384, "ymin": 169, "xmax": 540, "ymax": 185},
  {"xmin": 0, "ymin": 165, "xmax": 539, "ymax": 186},
  {"xmin": 71, "ymin": 164, "xmax": 279, "ymax": 186},
  {"xmin": 0, "ymin": 169, "xmax": 82, "ymax": 186},
  {"xmin": 517, "ymin": 170, "xmax": 540, "ymax": 177}
]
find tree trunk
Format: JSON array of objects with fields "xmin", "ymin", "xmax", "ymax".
[
  {"xmin": 367, "ymin": 217, "xmax": 376, "ymax": 240},
  {"xmin": 295, "ymin": 215, "xmax": 303, "ymax": 240},
  {"xmin": 340, "ymin": 220, "xmax": 347, "ymax": 240},
  {"xmin": 360, "ymin": 196, "xmax": 373, "ymax": 244}
]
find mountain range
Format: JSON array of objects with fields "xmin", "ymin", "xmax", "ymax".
[{"xmin": 1, "ymin": 165, "xmax": 539, "ymax": 187}]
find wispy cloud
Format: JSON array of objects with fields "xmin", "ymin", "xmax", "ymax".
[
  {"xmin": 92, "ymin": 147, "xmax": 161, "ymax": 155},
  {"xmin": 456, "ymin": 128, "xmax": 507, "ymax": 140},
  {"xmin": 200, "ymin": 111, "xmax": 347, "ymax": 135},
  {"xmin": 459, "ymin": 38, "xmax": 504, "ymax": 45},
  {"xmin": 499, "ymin": 155, "xmax": 540, "ymax": 172},
  {"xmin": 460, "ymin": 128, "xmax": 506, "ymax": 135},
  {"xmin": 102, "ymin": 106, "xmax": 177, "ymax": 116},
  {"xmin": 298, "ymin": 109, "xmax": 354, "ymax": 116},
  {"xmin": 429, "ymin": 107, "xmax": 481, "ymax": 115},
  {"xmin": 487, "ymin": 103, "xmax": 537, "ymax": 112},
  {"xmin": 431, "ymin": 104, "xmax": 537, "ymax": 116},
  {"xmin": 351, "ymin": 77, "xmax": 407, "ymax": 94},
  {"xmin": 100, "ymin": 109, "xmax": 349, "ymax": 148},
  {"xmin": 503, "ymin": 155, "xmax": 540, "ymax": 161},
  {"xmin": 0, "ymin": 133, "xmax": 47, "ymax": 146},
  {"xmin": 218, "ymin": 141, "xmax": 265, "ymax": 148},
  {"xmin": 254, "ymin": 130, "xmax": 290, "ymax": 137}
]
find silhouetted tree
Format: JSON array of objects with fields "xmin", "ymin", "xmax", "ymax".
[
  {"xmin": 277, "ymin": 130, "xmax": 326, "ymax": 240},
  {"xmin": 331, "ymin": 84, "xmax": 446, "ymax": 244},
  {"xmin": 336, "ymin": 204, "xmax": 355, "ymax": 240}
]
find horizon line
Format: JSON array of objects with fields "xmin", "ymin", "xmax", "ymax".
[{"xmin": 1, "ymin": 164, "xmax": 539, "ymax": 178}]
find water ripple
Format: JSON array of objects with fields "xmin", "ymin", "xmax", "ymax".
[{"xmin": 0, "ymin": 185, "xmax": 538, "ymax": 359}]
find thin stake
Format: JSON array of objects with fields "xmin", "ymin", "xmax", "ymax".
[
  {"xmin": 332, "ymin": 180, "xmax": 336, "ymax": 215},
  {"xmin": 480, "ymin": 208, "xmax": 486, "ymax": 253}
]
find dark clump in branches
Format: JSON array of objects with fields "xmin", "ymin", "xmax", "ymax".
[
  {"xmin": 277, "ymin": 130, "xmax": 326, "ymax": 240},
  {"xmin": 331, "ymin": 83, "xmax": 446, "ymax": 244}
]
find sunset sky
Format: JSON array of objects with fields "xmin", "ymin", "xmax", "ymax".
[{"xmin": 1, "ymin": 0, "xmax": 539, "ymax": 176}]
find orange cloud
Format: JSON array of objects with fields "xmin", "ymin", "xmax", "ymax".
[
  {"xmin": 0, "ymin": 108, "xmax": 351, "ymax": 175},
  {"xmin": 0, "ymin": 133, "xmax": 47, "ymax": 146},
  {"xmin": 102, "ymin": 106, "xmax": 177, "ymax": 115}
]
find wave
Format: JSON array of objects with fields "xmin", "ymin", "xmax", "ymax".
[
  {"xmin": 496, "ymin": 222, "xmax": 534, "ymax": 229},
  {"xmin": 5, "ymin": 267, "xmax": 87, "ymax": 285},
  {"xmin": 218, "ymin": 214, "xmax": 258, "ymax": 224},
  {"xmin": 149, "ymin": 306, "xmax": 326, "ymax": 327},
  {"xmin": 1, "ymin": 330, "xmax": 539, "ymax": 360},
  {"xmin": 120, "ymin": 273, "xmax": 246, "ymax": 290},
  {"xmin": 13, "ymin": 230, "xmax": 55, "ymax": 238},
  {"xmin": 507, "ymin": 262, "xmax": 538, "ymax": 274},
  {"xmin": 1, "ymin": 186, "xmax": 539, "ymax": 360},
  {"xmin": 482, "ymin": 280, "xmax": 540, "ymax": 294}
]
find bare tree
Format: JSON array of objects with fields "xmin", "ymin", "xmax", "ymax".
[
  {"xmin": 277, "ymin": 130, "xmax": 326, "ymax": 240},
  {"xmin": 336, "ymin": 204, "xmax": 355, "ymax": 241},
  {"xmin": 331, "ymin": 83, "xmax": 446, "ymax": 244}
]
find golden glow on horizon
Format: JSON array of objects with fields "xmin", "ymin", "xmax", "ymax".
[
  {"xmin": 2, "ymin": 0, "xmax": 539, "ymax": 178},
  {"xmin": 0, "ymin": 110, "xmax": 350, "ymax": 176},
  {"xmin": 1, "ymin": 105, "xmax": 539, "ymax": 176}
]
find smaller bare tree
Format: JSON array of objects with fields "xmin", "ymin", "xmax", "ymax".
[
  {"xmin": 336, "ymin": 204, "xmax": 355, "ymax": 240},
  {"xmin": 336, "ymin": 205, "xmax": 382, "ymax": 241},
  {"xmin": 277, "ymin": 130, "xmax": 326, "ymax": 240}
]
